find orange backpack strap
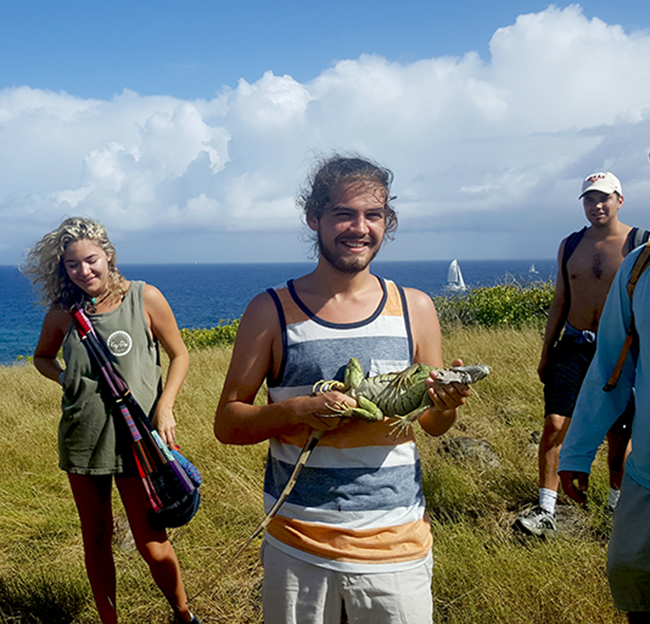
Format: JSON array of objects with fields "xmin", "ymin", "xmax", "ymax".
[
  {"xmin": 627, "ymin": 240, "xmax": 650, "ymax": 298},
  {"xmin": 604, "ymin": 241, "xmax": 650, "ymax": 391}
]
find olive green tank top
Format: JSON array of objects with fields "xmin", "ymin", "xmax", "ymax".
[{"xmin": 59, "ymin": 281, "xmax": 162, "ymax": 475}]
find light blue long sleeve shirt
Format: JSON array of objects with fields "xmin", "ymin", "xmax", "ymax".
[{"xmin": 559, "ymin": 245, "xmax": 650, "ymax": 490}]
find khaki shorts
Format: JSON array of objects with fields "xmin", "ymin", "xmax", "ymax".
[
  {"xmin": 608, "ymin": 475, "xmax": 650, "ymax": 611},
  {"xmin": 261, "ymin": 541, "xmax": 433, "ymax": 624}
]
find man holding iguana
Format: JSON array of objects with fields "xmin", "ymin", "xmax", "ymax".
[
  {"xmin": 214, "ymin": 154, "xmax": 471, "ymax": 623},
  {"xmin": 515, "ymin": 171, "xmax": 648, "ymax": 537}
]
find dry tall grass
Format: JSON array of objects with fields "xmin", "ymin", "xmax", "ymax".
[{"xmin": 0, "ymin": 328, "xmax": 625, "ymax": 623}]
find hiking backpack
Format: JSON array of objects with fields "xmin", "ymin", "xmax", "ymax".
[{"xmin": 603, "ymin": 237, "xmax": 650, "ymax": 391}]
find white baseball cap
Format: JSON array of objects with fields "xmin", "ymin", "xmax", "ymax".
[{"xmin": 579, "ymin": 172, "xmax": 623, "ymax": 199}]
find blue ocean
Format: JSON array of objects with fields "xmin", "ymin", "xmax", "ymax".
[{"xmin": 0, "ymin": 259, "xmax": 555, "ymax": 365}]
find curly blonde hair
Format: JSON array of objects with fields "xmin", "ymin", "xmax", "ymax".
[{"xmin": 23, "ymin": 217, "xmax": 124, "ymax": 309}]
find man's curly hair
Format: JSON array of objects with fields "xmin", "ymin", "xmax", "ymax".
[{"xmin": 297, "ymin": 154, "xmax": 398, "ymax": 246}]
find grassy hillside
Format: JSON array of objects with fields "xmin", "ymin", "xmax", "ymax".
[{"xmin": 0, "ymin": 326, "xmax": 624, "ymax": 623}]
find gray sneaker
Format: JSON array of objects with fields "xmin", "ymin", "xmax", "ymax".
[{"xmin": 513, "ymin": 505, "xmax": 557, "ymax": 537}]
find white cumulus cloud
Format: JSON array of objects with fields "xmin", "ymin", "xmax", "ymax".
[{"xmin": 3, "ymin": 4, "xmax": 650, "ymax": 263}]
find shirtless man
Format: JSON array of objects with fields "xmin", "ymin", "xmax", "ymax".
[
  {"xmin": 514, "ymin": 171, "xmax": 647, "ymax": 537},
  {"xmin": 215, "ymin": 155, "xmax": 469, "ymax": 623}
]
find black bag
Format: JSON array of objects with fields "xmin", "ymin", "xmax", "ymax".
[
  {"xmin": 146, "ymin": 462, "xmax": 202, "ymax": 530},
  {"xmin": 124, "ymin": 389, "xmax": 203, "ymax": 531}
]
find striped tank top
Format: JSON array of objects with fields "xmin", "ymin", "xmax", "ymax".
[{"xmin": 264, "ymin": 276, "xmax": 433, "ymax": 573}]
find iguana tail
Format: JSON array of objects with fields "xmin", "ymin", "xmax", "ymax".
[{"xmin": 228, "ymin": 430, "xmax": 323, "ymax": 563}]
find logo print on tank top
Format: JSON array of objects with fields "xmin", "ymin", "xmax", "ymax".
[{"xmin": 106, "ymin": 330, "xmax": 133, "ymax": 357}]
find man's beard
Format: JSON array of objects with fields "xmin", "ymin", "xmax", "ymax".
[{"xmin": 317, "ymin": 232, "xmax": 382, "ymax": 274}]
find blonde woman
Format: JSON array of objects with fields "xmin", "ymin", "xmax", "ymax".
[{"xmin": 25, "ymin": 217, "xmax": 200, "ymax": 624}]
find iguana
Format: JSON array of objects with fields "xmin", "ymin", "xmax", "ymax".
[
  {"xmin": 229, "ymin": 358, "xmax": 490, "ymax": 562},
  {"xmin": 313, "ymin": 357, "xmax": 490, "ymax": 436}
]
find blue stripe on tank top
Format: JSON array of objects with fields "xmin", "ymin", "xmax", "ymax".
[
  {"xmin": 274, "ymin": 336, "xmax": 411, "ymax": 388},
  {"xmin": 264, "ymin": 458, "xmax": 424, "ymax": 511}
]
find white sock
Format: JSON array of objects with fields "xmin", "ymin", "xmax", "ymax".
[
  {"xmin": 539, "ymin": 488, "xmax": 557, "ymax": 514},
  {"xmin": 607, "ymin": 487, "xmax": 621, "ymax": 509}
]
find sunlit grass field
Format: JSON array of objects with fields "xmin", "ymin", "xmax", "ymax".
[{"xmin": 0, "ymin": 325, "xmax": 624, "ymax": 623}]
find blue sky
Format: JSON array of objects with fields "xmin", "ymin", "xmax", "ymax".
[
  {"xmin": 3, "ymin": 0, "xmax": 646, "ymax": 100},
  {"xmin": 2, "ymin": 1, "xmax": 650, "ymax": 263}
]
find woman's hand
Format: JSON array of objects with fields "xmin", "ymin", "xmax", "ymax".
[{"xmin": 152, "ymin": 404, "xmax": 178, "ymax": 448}]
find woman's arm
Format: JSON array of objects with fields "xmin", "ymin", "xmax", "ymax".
[
  {"xmin": 143, "ymin": 284, "xmax": 190, "ymax": 447},
  {"xmin": 33, "ymin": 307, "xmax": 71, "ymax": 384}
]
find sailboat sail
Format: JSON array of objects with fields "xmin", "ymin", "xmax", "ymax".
[{"xmin": 447, "ymin": 259, "xmax": 466, "ymax": 292}]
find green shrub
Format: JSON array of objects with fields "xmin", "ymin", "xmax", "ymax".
[
  {"xmin": 180, "ymin": 319, "xmax": 241, "ymax": 350},
  {"xmin": 434, "ymin": 281, "xmax": 554, "ymax": 330},
  {"xmin": 177, "ymin": 282, "xmax": 555, "ymax": 353}
]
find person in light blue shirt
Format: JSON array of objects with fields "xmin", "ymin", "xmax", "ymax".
[{"xmin": 559, "ymin": 244, "xmax": 650, "ymax": 623}]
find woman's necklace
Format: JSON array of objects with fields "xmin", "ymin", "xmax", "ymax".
[{"xmin": 85, "ymin": 289, "xmax": 112, "ymax": 313}]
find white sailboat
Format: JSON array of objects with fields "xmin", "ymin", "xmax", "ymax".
[{"xmin": 446, "ymin": 259, "xmax": 467, "ymax": 292}]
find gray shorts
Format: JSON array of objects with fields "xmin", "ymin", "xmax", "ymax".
[
  {"xmin": 608, "ymin": 475, "xmax": 650, "ymax": 611},
  {"xmin": 260, "ymin": 541, "xmax": 433, "ymax": 624}
]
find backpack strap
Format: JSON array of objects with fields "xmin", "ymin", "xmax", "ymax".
[
  {"xmin": 629, "ymin": 227, "xmax": 650, "ymax": 253},
  {"xmin": 604, "ymin": 241, "xmax": 650, "ymax": 391},
  {"xmin": 559, "ymin": 227, "xmax": 587, "ymax": 330}
]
